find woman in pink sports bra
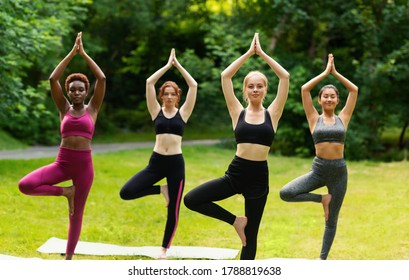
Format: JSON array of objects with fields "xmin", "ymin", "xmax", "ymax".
[{"xmin": 18, "ymin": 32, "xmax": 106, "ymax": 260}]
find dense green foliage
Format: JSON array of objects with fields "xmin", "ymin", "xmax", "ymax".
[
  {"xmin": 1, "ymin": 0, "xmax": 408, "ymax": 159},
  {"xmin": 0, "ymin": 0, "xmax": 91, "ymax": 144}
]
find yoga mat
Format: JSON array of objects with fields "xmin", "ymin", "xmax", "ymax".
[{"xmin": 37, "ymin": 237, "xmax": 239, "ymax": 260}]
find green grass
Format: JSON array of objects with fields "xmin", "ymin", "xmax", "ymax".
[{"xmin": 0, "ymin": 145, "xmax": 408, "ymax": 260}]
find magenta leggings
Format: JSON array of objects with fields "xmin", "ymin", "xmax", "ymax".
[{"xmin": 18, "ymin": 147, "xmax": 94, "ymax": 256}]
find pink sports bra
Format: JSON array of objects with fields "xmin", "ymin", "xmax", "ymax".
[{"xmin": 60, "ymin": 110, "xmax": 95, "ymax": 140}]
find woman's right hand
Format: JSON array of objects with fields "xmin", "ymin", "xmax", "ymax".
[
  {"xmin": 324, "ymin": 53, "xmax": 333, "ymax": 75},
  {"xmin": 172, "ymin": 49, "xmax": 181, "ymax": 68},
  {"xmin": 248, "ymin": 33, "xmax": 258, "ymax": 55},
  {"xmin": 167, "ymin": 48, "xmax": 175, "ymax": 66},
  {"xmin": 254, "ymin": 33, "xmax": 262, "ymax": 55},
  {"xmin": 68, "ymin": 32, "xmax": 81, "ymax": 55},
  {"xmin": 77, "ymin": 32, "xmax": 86, "ymax": 56}
]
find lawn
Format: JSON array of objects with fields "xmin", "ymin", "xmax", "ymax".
[{"xmin": 0, "ymin": 145, "xmax": 408, "ymax": 260}]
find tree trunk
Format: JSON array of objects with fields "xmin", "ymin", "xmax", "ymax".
[{"xmin": 398, "ymin": 120, "xmax": 408, "ymax": 150}]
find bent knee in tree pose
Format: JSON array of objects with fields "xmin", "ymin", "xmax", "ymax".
[
  {"xmin": 119, "ymin": 48, "xmax": 197, "ymax": 260},
  {"xmin": 18, "ymin": 32, "xmax": 106, "ymax": 260},
  {"xmin": 280, "ymin": 53, "xmax": 358, "ymax": 260},
  {"xmin": 185, "ymin": 33, "xmax": 289, "ymax": 260}
]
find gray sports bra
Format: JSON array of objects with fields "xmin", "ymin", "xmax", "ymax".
[{"xmin": 312, "ymin": 115, "xmax": 346, "ymax": 144}]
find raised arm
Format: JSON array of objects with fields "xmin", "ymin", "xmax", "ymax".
[
  {"xmin": 78, "ymin": 32, "xmax": 106, "ymax": 119},
  {"xmin": 221, "ymin": 34, "xmax": 256, "ymax": 125},
  {"xmin": 255, "ymin": 34, "xmax": 290, "ymax": 131},
  {"xmin": 173, "ymin": 51, "xmax": 198, "ymax": 122},
  {"xmin": 146, "ymin": 49, "xmax": 174, "ymax": 120},
  {"xmin": 332, "ymin": 58, "xmax": 359, "ymax": 129},
  {"xmin": 49, "ymin": 33, "xmax": 80, "ymax": 117},
  {"xmin": 301, "ymin": 54, "xmax": 333, "ymax": 131}
]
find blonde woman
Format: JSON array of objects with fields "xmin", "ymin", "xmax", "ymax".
[{"xmin": 184, "ymin": 33, "xmax": 289, "ymax": 260}]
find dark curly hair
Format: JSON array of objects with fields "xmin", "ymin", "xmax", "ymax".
[
  {"xmin": 65, "ymin": 73, "xmax": 90, "ymax": 93},
  {"xmin": 158, "ymin": 81, "xmax": 182, "ymax": 108}
]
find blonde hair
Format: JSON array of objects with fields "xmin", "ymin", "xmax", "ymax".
[{"xmin": 242, "ymin": 71, "xmax": 268, "ymax": 104}]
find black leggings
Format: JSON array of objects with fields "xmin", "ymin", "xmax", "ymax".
[
  {"xmin": 120, "ymin": 152, "xmax": 185, "ymax": 249},
  {"xmin": 184, "ymin": 156, "xmax": 269, "ymax": 260},
  {"xmin": 280, "ymin": 157, "xmax": 347, "ymax": 259}
]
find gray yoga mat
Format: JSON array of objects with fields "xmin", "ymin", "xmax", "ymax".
[{"xmin": 37, "ymin": 237, "xmax": 239, "ymax": 260}]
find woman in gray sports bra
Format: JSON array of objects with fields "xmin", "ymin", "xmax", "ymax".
[{"xmin": 280, "ymin": 54, "xmax": 358, "ymax": 259}]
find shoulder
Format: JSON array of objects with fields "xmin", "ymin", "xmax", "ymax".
[
  {"xmin": 336, "ymin": 114, "xmax": 347, "ymax": 127},
  {"xmin": 238, "ymin": 109, "xmax": 246, "ymax": 118},
  {"xmin": 265, "ymin": 108, "xmax": 273, "ymax": 120},
  {"xmin": 264, "ymin": 108, "xmax": 270, "ymax": 115},
  {"xmin": 153, "ymin": 108, "xmax": 163, "ymax": 120}
]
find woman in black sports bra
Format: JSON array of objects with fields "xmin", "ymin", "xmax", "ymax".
[
  {"xmin": 119, "ymin": 48, "xmax": 197, "ymax": 259},
  {"xmin": 184, "ymin": 33, "xmax": 289, "ymax": 259},
  {"xmin": 280, "ymin": 54, "xmax": 358, "ymax": 259}
]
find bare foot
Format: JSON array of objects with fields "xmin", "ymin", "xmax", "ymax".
[
  {"xmin": 160, "ymin": 184, "xmax": 169, "ymax": 208},
  {"xmin": 158, "ymin": 247, "xmax": 167, "ymax": 260},
  {"xmin": 63, "ymin": 186, "xmax": 75, "ymax": 216},
  {"xmin": 233, "ymin": 216, "xmax": 248, "ymax": 247},
  {"xmin": 321, "ymin": 194, "xmax": 332, "ymax": 221}
]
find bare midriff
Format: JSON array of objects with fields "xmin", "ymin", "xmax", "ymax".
[
  {"xmin": 315, "ymin": 142, "xmax": 344, "ymax": 160},
  {"xmin": 61, "ymin": 136, "xmax": 92, "ymax": 150},
  {"xmin": 153, "ymin": 134, "xmax": 182, "ymax": 155},
  {"xmin": 236, "ymin": 143, "xmax": 270, "ymax": 161}
]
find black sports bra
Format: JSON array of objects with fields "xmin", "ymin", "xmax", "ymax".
[
  {"xmin": 154, "ymin": 109, "xmax": 185, "ymax": 136},
  {"xmin": 234, "ymin": 109, "xmax": 275, "ymax": 147}
]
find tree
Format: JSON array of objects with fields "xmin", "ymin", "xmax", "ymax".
[
  {"xmin": 2, "ymin": 0, "xmax": 408, "ymax": 160},
  {"xmin": 0, "ymin": 0, "xmax": 90, "ymax": 144}
]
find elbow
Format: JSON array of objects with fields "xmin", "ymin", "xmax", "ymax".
[
  {"xmin": 221, "ymin": 73, "xmax": 231, "ymax": 84},
  {"xmin": 220, "ymin": 69, "xmax": 230, "ymax": 80},
  {"xmin": 301, "ymin": 84, "xmax": 309, "ymax": 94},
  {"xmin": 191, "ymin": 81, "xmax": 198, "ymax": 88},
  {"xmin": 278, "ymin": 72, "xmax": 290, "ymax": 84},
  {"xmin": 349, "ymin": 85, "xmax": 358, "ymax": 96},
  {"xmin": 49, "ymin": 75, "xmax": 57, "ymax": 83},
  {"xmin": 96, "ymin": 75, "xmax": 106, "ymax": 86},
  {"xmin": 146, "ymin": 77, "xmax": 153, "ymax": 86},
  {"xmin": 98, "ymin": 75, "xmax": 106, "ymax": 85}
]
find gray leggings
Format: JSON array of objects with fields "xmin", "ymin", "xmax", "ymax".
[{"xmin": 279, "ymin": 157, "xmax": 347, "ymax": 259}]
